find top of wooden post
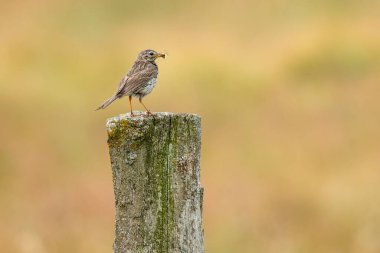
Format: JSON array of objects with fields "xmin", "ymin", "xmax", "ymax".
[{"xmin": 106, "ymin": 111, "xmax": 201, "ymax": 131}]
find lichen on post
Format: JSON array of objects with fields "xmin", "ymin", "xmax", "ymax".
[{"xmin": 106, "ymin": 112, "xmax": 204, "ymax": 253}]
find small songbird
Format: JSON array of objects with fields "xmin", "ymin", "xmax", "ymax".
[{"xmin": 96, "ymin": 49, "xmax": 166, "ymax": 116}]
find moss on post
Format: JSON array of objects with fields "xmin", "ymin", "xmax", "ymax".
[{"xmin": 106, "ymin": 112, "xmax": 204, "ymax": 253}]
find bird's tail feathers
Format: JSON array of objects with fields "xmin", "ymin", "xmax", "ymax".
[{"xmin": 96, "ymin": 95, "xmax": 118, "ymax": 110}]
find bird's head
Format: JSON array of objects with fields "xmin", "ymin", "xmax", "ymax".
[{"xmin": 138, "ymin": 49, "xmax": 166, "ymax": 62}]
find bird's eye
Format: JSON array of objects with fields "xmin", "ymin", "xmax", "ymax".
[{"xmin": 149, "ymin": 52, "xmax": 154, "ymax": 56}]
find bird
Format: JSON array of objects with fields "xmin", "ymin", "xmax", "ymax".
[{"xmin": 96, "ymin": 49, "xmax": 166, "ymax": 116}]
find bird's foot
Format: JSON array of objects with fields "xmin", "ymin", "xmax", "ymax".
[
  {"xmin": 145, "ymin": 111, "xmax": 154, "ymax": 117},
  {"xmin": 130, "ymin": 112, "xmax": 136, "ymax": 117}
]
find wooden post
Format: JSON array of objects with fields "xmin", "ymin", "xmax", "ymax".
[{"xmin": 106, "ymin": 112, "xmax": 204, "ymax": 253}]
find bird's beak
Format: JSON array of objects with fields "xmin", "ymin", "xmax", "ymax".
[{"xmin": 155, "ymin": 53, "xmax": 166, "ymax": 59}]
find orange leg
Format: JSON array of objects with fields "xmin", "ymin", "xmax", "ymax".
[
  {"xmin": 139, "ymin": 97, "xmax": 152, "ymax": 116},
  {"xmin": 129, "ymin": 96, "xmax": 135, "ymax": 116}
]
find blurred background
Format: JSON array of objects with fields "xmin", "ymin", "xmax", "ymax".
[{"xmin": 1, "ymin": 0, "xmax": 380, "ymax": 252}]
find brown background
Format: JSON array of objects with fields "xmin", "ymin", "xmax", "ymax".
[{"xmin": 1, "ymin": 0, "xmax": 380, "ymax": 252}]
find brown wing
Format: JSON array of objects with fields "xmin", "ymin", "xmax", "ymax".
[
  {"xmin": 114, "ymin": 61, "xmax": 143, "ymax": 95},
  {"xmin": 116, "ymin": 61, "xmax": 158, "ymax": 96},
  {"xmin": 115, "ymin": 75, "xmax": 129, "ymax": 96}
]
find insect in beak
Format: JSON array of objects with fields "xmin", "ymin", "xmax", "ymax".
[{"xmin": 155, "ymin": 53, "xmax": 166, "ymax": 59}]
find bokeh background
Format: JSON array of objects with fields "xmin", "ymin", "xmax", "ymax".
[{"xmin": 1, "ymin": 0, "xmax": 380, "ymax": 252}]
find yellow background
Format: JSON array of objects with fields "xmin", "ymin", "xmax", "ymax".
[{"xmin": 1, "ymin": 0, "xmax": 380, "ymax": 252}]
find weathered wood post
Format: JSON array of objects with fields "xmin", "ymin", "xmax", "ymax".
[{"xmin": 106, "ymin": 112, "xmax": 204, "ymax": 253}]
